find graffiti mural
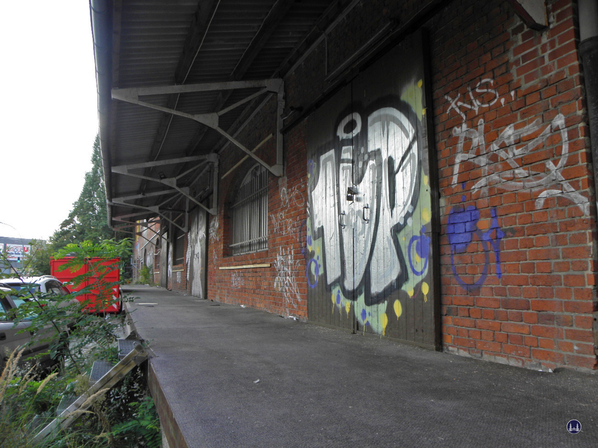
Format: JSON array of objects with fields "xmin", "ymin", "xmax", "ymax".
[
  {"xmin": 305, "ymin": 31, "xmax": 438, "ymax": 346},
  {"xmin": 446, "ymin": 78, "xmax": 589, "ymax": 291}
]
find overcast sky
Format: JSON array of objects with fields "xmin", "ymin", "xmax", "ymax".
[{"xmin": 0, "ymin": 1, "xmax": 98, "ymax": 241}]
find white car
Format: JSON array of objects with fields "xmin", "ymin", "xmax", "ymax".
[{"xmin": 0, "ymin": 275, "xmax": 71, "ymax": 298}]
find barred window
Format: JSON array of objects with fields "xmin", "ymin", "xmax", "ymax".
[{"xmin": 230, "ymin": 164, "xmax": 269, "ymax": 255}]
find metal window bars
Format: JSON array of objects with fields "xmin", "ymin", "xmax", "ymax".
[{"xmin": 231, "ymin": 165, "xmax": 269, "ymax": 255}]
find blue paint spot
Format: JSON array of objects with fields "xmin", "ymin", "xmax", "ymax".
[
  {"xmin": 306, "ymin": 257, "xmax": 320, "ymax": 288},
  {"xmin": 408, "ymin": 226, "xmax": 430, "ymax": 276},
  {"xmin": 461, "ymin": 195, "xmax": 466, "ymax": 202},
  {"xmin": 361, "ymin": 309, "xmax": 367, "ymax": 322},
  {"xmin": 447, "ymin": 205, "xmax": 479, "ymax": 253},
  {"xmin": 448, "ymin": 205, "xmax": 504, "ymax": 291},
  {"xmin": 483, "ymin": 208, "xmax": 505, "ymax": 279},
  {"xmin": 336, "ymin": 290, "xmax": 341, "ymax": 305}
]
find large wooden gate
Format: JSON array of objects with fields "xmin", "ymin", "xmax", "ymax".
[{"xmin": 305, "ymin": 31, "xmax": 440, "ymax": 348}]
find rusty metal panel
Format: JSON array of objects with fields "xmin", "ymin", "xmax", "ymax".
[
  {"xmin": 187, "ymin": 209, "xmax": 208, "ymax": 298},
  {"xmin": 306, "ymin": 31, "xmax": 439, "ymax": 348}
]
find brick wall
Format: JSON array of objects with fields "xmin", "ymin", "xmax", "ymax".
[
  {"xmin": 206, "ymin": 96, "xmax": 308, "ymax": 318},
  {"xmin": 431, "ymin": 0, "xmax": 596, "ymax": 370}
]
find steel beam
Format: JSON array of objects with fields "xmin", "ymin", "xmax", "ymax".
[{"xmin": 112, "ymin": 79, "xmax": 282, "ymax": 98}]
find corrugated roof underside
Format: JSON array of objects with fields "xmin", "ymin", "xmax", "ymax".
[{"xmin": 104, "ymin": 0, "xmax": 339, "ymax": 223}]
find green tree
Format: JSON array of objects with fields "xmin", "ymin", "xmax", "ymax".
[{"xmin": 50, "ymin": 135, "xmax": 114, "ymax": 250}]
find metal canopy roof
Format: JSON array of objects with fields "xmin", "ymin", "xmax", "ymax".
[{"xmin": 90, "ymin": 0, "xmax": 346, "ymax": 233}]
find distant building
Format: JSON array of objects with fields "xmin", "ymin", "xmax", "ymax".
[{"xmin": 0, "ymin": 237, "xmax": 35, "ymax": 275}]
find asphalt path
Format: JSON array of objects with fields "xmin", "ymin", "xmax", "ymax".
[{"xmin": 123, "ymin": 285, "xmax": 598, "ymax": 448}]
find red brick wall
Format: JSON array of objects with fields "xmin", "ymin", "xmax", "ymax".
[
  {"xmin": 432, "ymin": 0, "xmax": 596, "ymax": 370},
  {"xmin": 206, "ymin": 96, "xmax": 308, "ymax": 318}
]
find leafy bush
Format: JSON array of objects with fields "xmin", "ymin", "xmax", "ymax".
[
  {"xmin": 138, "ymin": 264, "xmax": 153, "ymax": 285},
  {"xmin": 0, "ymin": 240, "xmax": 161, "ymax": 447}
]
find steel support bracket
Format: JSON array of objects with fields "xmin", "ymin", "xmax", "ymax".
[
  {"xmin": 111, "ymin": 155, "xmax": 219, "ymax": 216},
  {"xmin": 112, "ymin": 79, "xmax": 285, "ymax": 177},
  {"xmin": 505, "ymin": 0, "xmax": 548, "ymax": 30}
]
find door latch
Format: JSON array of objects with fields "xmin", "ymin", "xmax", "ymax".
[
  {"xmin": 339, "ymin": 211, "xmax": 346, "ymax": 229},
  {"xmin": 362, "ymin": 204, "xmax": 370, "ymax": 223}
]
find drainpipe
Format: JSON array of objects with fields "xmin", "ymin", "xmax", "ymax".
[{"xmin": 578, "ymin": 0, "xmax": 598, "ymax": 366}]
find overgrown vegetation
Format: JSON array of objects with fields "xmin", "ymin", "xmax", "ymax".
[
  {"xmin": 0, "ymin": 241, "xmax": 160, "ymax": 447},
  {"xmin": 137, "ymin": 265, "xmax": 154, "ymax": 286}
]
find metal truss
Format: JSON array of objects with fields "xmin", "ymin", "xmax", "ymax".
[{"xmin": 111, "ymin": 154, "xmax": 218, "ymax": 222}]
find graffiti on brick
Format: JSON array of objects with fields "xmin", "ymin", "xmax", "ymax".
[
  {"xmin": 447, "ymin": 202, "xmax": 504, "ymax": 292},
  {"xmin": 447, "ymin": 79, "xmax": 589, "ymax": 215},
  {"xmin": 444, "ymin": 78, "xmax": 515, "ymax": 121},
  {"xmin": 274, "ymin": 246, "xmax": 301, "ymax": 314},
  {"xmin": 270, "ymin": 211, "xmax": 295, "ymax": 236},
  {"xmin": 446, "ymin": 78, "xmax": 589, "ymax": 291},
  {"xmin": 231, "ymin": 270, "xmax": 245, "ymax": 289},
  {"xmin": 209, "ymin": 215, "xmax": 219, "ymax": 242},
  {"xmin": 279, "ymin": 177, "xmax": 305, "ymax": 209},
  {"xmin": 306, "ymin": 81, "xmax": 433, "ymax": 334},
  {"xmin": 271, "ymin": 179, "xmax": 305, "ymax": 236}
]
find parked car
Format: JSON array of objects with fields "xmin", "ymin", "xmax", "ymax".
[
  {"xmin": 0, "ymin": 286, "xmax": 56, "ymax": 372},
  {"xmin": 0, "ymin": 276, "xmax": 80, "ymax": 372},
  {"xmin": 0, "ymin": 275, "xmax": 71, "ymax": 298}
]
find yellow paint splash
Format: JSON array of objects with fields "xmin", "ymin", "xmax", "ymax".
[
  {"xmin": 422, "ymin": 282, "xmax": 429, "ymax": 303},
  {"xmin": 414, "ymin": 253, "xmax": 421, "ymax": 264},
  {"xmin": 394, "ymin": 299, "xmax": 403, "ymax": 319},
  {"xmin": 422, "ymin": 207, "xmax": 431, "ymax": 224},
  {"xmin": 401, "ymin": 79, "xmax": 424, "ymax": 121},
  {"xmin": 381, "ymin": 313, "xmax": 388, "ymax": 336},
  {"xmin": 345, "ymin": 300, "xmax": 351, "ymax": 315}
]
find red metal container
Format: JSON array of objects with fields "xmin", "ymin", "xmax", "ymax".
[{"xmin": 51, "ymin": 257, "xmax": 121, "ymax": 313}]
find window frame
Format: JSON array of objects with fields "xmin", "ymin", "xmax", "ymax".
[{"xmin": 230, "ymin": 164, "xmax": 269, "ymax": 256}]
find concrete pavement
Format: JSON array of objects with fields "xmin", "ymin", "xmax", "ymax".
[{"xmin": 122, "ymin": 285, "xmax": 598, "ymax": 447}]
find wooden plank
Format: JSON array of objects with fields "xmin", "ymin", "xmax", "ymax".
[{"xmin": 33, "ymin": 345, "xmax": 148, "ymax": 443}]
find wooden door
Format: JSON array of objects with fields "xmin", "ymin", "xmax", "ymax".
[{"xmin": 305, "ymin": 30, "xmax": 439, "ymax": 348}]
